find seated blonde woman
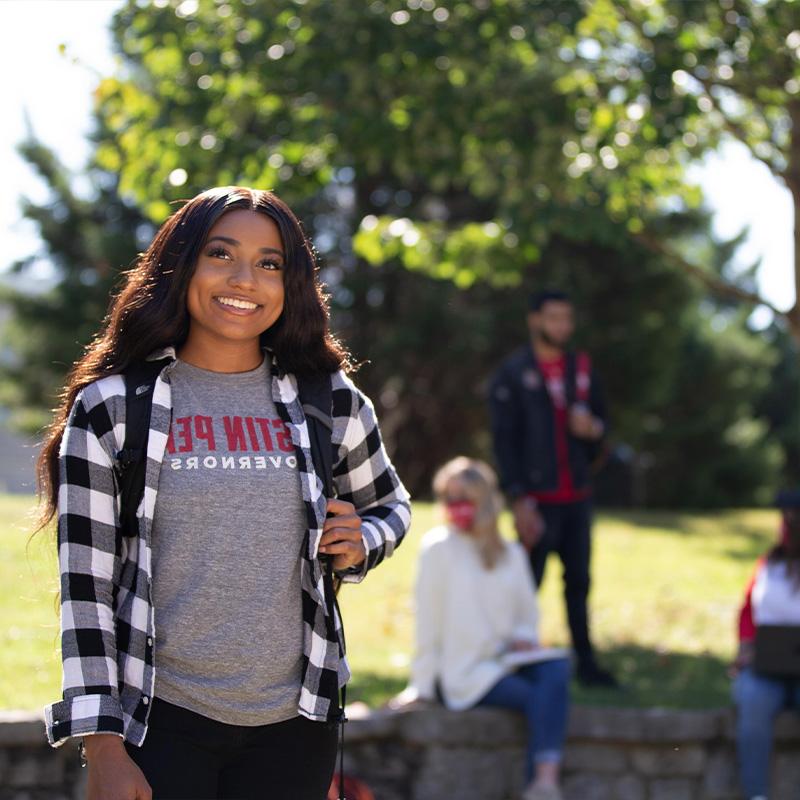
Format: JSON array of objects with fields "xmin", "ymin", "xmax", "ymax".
[{"xmin": 396, "ymin": 457, "xmax": 571, "ymax": 800}]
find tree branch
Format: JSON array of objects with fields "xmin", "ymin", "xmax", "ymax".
[
  {"xmin": 633, "ymin": 230, "xmax": 788, "ymax": 319},
  {"xmin": 689, "ymin": 74, "xmax": 784, "ymax": 178}
]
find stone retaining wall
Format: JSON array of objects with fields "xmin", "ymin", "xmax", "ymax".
[
  {"xmin": 339, "ymin": 704, "xmax": 800, "ymax": 800},
  {"xmin": 1, "ymin": 705, "xmax": 798, "ymax": 800}
]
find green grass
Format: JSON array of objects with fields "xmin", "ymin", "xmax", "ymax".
[
  {"xmin": 340, "ymin": 504, "xmax": 774, "ymax": 710},
  {"xmin": 0, "ymin": 494, "xmax": 774, "ymax": 712},
  {"xmin": 0, "ymin": 495, "xmax": 61, "ymax": 711}
]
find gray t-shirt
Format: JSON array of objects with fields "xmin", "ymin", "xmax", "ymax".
[{"xmin": 151, "ymin": 357, "xmax": 306, "ymax": 725}]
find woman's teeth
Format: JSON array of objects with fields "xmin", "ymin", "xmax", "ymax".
[{"xmin": 217, "ymin": 296, "xmax": 259, "ymax": 310}]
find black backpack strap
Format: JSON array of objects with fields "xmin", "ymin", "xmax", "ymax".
[
  {"xmin": 116, "ymin": 359, "xmax": 171, "ymax": 538},
  {"xmin": 297, "ymin": 370, "xmax": 348, "ymax": 793},
  {"xmin": 297, "ymin": 372, "xmax": 334, "ymax": 498}
]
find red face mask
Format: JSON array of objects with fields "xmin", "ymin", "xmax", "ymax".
[{"xmin": 445, "ymin": 500, "xmax": 477, "ymax": 531}]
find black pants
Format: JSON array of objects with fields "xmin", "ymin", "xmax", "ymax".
[
  {"xmin": 125, "ymin": 698, "xmax": 338, "ymax": 800},
  {"xmin": 530, "ymin": 499, "xmax": 596, "ymax": 668}
]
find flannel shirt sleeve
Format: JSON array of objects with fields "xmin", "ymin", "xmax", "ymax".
[
  {"xmin": 330, "ymin": 372, "xmax": 411, "ymax": 583},
  {"xmin": 44, "ymin": 391, "xmax": 125, "ymax": 746}
]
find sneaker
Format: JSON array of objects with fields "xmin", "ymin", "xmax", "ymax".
[{"xmin": 576, "ymin": 662, "xmax": 619, "ymax": 688}]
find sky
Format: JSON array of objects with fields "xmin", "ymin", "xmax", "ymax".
[{"xmin": 0, "ymin": 0, "xmax": 795, "ymax": 317}]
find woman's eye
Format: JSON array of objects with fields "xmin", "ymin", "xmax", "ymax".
[{"xmin": 205, "ymin": 247, "xmax": 281, "ymax": 271}]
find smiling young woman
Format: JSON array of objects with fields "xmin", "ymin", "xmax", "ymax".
[
  {"xmin": 180, "ymin": 209, "xmax": 287, "ymax": 372},
  {"xmin": 36, "ymin": 187, "xmax": 411, "ymax": 800}
]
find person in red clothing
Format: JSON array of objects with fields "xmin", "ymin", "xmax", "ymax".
[
  {"xmin": 732, "ymin": 490, "xmax": 800, "ymax": 800},
  {"xmin": 488, "ymin": 290, "xmax": 616, "ymax": 687}
]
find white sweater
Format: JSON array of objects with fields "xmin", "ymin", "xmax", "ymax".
[
  {"xmin": 753, "ymin": 560, "xmax": 800, "ymax": 626},
  {"xmin": 409, "ymin": 525, "xmax": 541, "ymax": 710}
]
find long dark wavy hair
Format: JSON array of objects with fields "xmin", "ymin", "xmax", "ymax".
[
  {"xmin": 36, "ymin": 186, "xmax": 351, "ymax": 529},
  {"xmin": 769, "ymin": 508, "xmax": 800, "ymax": 589}
]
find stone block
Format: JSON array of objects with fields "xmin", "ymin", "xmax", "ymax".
[
  {"xmin": 412, "ymin": 745, "xmax": 519, "ymax": 800},
  {"xmin": 569, "ymin": 707, "xmax": 643, "ymax": 741},
  {"xmin": 630, "ymin": 744, "xmax": 706, "ymax": 776},
  {"xmin": 702, "ymin": 748, "xmax": 738, "ymax": 799},
  {"xmin": 346, "ymin": 708, "xmax": 400, "ymax": 742},
  {"xmin": 719, "ymin": 708, "xmax": 737, "ymax": 741},
  {"xmin": 345, "ymin": 747, "xmax": 409, "ymax": 781},
  {"xmin": 614, "ymin": 774, "xmax": 645, "ymax": 800},
  {"xmin": 71, "ymin": 767, "xmax": 89, "ymax": 800},
  {"xmin": 399, "ymin": 706, "xmax": 524, "ymax": 747},
  {"xmin": 569, "ymin": 707, "xmax": 721, "ymax": 743},
  {"xmin": 562, "ymin": 772, "xmax": 614, "ymax": 800},
  {"xmin": 649, "ymin": 777, "xmax": 696, "ymax": 800},
  {"xmin": 772, "ymin": 751, "xmax": 800, "ymax": 800},
  {"xmin": 7, "ymin": 750, "xmax": 65, "ymax": 787},
  {"xmin": 638, "ymin": 709, "xmax": 721, "ymax": 743},
  {"xmin": 0, "ymin": 713, "xmax": 46, "ymax": 747},
  {"xmin": 563, "ymin": 743, "xmax": 627, "ymax": 774},
  {"xmin": 774, "ymin": 711, "xmax": 800, "ymax": 742}
]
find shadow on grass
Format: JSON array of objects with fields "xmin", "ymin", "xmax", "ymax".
[
  {"xmin": 573, "ymin": 643, "xmax": 732, "ymax": 709},
  {"xmin": 603, "ymin": 509, "xmax": 774, "ymax": 562},
  {"xmin": 347, "ymin": 644, "xmax": 733, "ymax": 711}
]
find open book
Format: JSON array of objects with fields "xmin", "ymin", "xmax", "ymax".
[{"xmin": 500, "ymin": 647, "xmax": 570, "ymax": 668}]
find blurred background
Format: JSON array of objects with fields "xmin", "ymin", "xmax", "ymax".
[
  {"xmin": 3, "ymin": 0, "xmax": 800, "ymax": 726},
  {"xmin": 1, "ymin": 0, "xmax": 799, "ymax": 508}
]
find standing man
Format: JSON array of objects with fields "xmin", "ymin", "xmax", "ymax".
[{"xmin": 489, "ymin": 289, "xmax": 617, "ymax": 687}]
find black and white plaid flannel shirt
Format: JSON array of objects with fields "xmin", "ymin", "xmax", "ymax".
[{"xmin": 45, "ymin": 347, "xmax": 411, "ymax": 747}]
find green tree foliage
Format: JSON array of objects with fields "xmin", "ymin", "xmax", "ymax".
[
  {"xmin": 0, "ymin": 0, "xmax": 793, "ymax": 504},
  {"xmin": 0, "ymin": 136, "xmax": 149, "ymax": 432},
  {"xmin": 97, "ymin": 0, "xmax": 699, "ymax": 279},
  {"xmin": 573, "ymin": 0, "xmax": 800, "ymax": 336}
]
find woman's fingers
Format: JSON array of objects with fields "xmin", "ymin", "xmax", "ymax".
[
  {"xmin": 322, "ymin": 513, "xmax": 360, "ymax": 532},
  {"xmin": 321, "ymin": 498, "xmax": 366, "ymax": 568},
  {"xmin": 319, "ymin": 528, "xmax": 366, "ymax": 568},
  {"xmin": 320, "ymin": 527, "xmax": 365, "ymax": 562},
  {"xmin": 325, "ymin": 497, "xmax": 356, "ymax": 516},
  {"xmin": 320, "ymin": 526, "xmax": 360, "ymax": 545}
]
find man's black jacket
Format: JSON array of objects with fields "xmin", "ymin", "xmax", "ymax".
[{"xmin": 488, "ymin": 346, "xmax": 607, "ymax": 501}]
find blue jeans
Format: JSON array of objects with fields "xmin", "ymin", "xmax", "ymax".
[
  {"xmin": 476, "ymin": 658, "xmax": 571, "ymax": 781},
  {"xmin": 733, "ymin": 668, "xmax": 800, "ymax": 798}
]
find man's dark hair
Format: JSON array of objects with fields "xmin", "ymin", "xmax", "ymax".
[{"xmin": 528, "ymin": 289, "xmax": 572, "ymax": 312}]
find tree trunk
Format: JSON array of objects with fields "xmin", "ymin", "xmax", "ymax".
[{"xmin": 786, "ymin": 100, "xmax": 800, "ymax": 345}]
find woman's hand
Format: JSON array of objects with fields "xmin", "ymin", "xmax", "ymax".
[
  {"xmin": 729, "ymin": 640, "xmax": 755, "ymax": 679},
  {"xmin": 320, "ymin": 498, "xmax": 367, "ymax": 571},
  {"xmin": 84, "ymin": 734, "xmax": 151, "ymax": 800},
  {"xmin": 508, "ymin": 639, "xmax": 540, "ymax": 653},
  {"xmin": 386, "ymin": 687, "xmax": 430, "ymax": 711}
]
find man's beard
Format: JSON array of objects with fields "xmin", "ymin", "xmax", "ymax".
[{"xmin": 537, "ymin": 328, "xmax": 569, "ymax": 350}]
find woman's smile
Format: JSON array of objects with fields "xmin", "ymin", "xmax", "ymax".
[
  {"xmin": 214, "ymin": 294, "xmax": 263, "ymax": 314},
  {"xmin": 180, "ymin": 209, "xmax": 286, "ymax": 371}
]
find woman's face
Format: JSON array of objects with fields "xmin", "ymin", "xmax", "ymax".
[
  {"xmin": 184, "ymin": 209, "xmax": 286, "ymax": 351},
  {"xmin": 443, "ymin": 476, "xmax": 478, "ymax": 533}
]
